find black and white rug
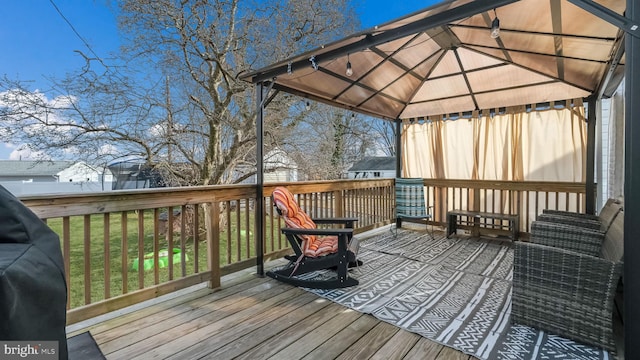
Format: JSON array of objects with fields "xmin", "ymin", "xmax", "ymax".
[{"xmin": 299, "ymin": 230, "xmax": 614, "ymax": 360}]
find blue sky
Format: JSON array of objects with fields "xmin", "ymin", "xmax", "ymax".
[{"xmin": 0, "ymin": 0, "xmax": 438, "ymax": 160}]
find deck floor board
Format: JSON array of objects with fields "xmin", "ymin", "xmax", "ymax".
[
  {"xmin": 66, "ymin": 230, "xmax": 624, "ymax": 359},
  {"xmin": 69, "ymin": 237, "xmax": 479, "ymax": 360}
]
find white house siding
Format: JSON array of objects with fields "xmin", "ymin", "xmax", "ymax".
[
  {"xmin": 0, "ymin": 160, "xmax": 115, "ymax": 196},
  {"xmin": 57, "ymin": 162, "xmax": 102, "ymax": 182}
]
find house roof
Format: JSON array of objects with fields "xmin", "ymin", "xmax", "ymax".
[
  {"xmin": 348, "ymin": 157, "xmax": 396, "ymax": 172},
  {"xmin": 243, "ymin": 0, "xmax": 626, "ymax": 120},
  {"xmin": 0, "ymin": 160, "xmax": 76, "ymax": 177}
]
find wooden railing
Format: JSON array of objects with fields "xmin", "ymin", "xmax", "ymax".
[
  {"xmin": 19, "ymin": 178, "xmax": 585, "ymax": 324},
  {"xmin": 421, "ymin": 179, "xmax": 587, "ymax": 235},
  {"xmin": 21, "ymin": 179, "xmax": 395, "ymax": 324}
]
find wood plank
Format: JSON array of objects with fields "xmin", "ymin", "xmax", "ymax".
[
  {"xmin": 300, "ymin": 315, "xmax": 380, "ymax": 360},
  {"xmin": 102, "ymin": 281, "xmax": 293, "ymax": 357},
  {"xmin": 122, "ymin": 285, "xmax": 302, "ymax": 359},
  {"xmin": 166, "ymin": 289, "xmax": 321, "ymax": 360},
  {"xmin": 335, "ymin": 321, "xmax": 400, "ymax": 360},
  {"xmin": 201, "ymin": 296, "xmax": 336, "ymax": 359},
  {"xmin": 403, "ymin": 337, "xmax": 444, "ymax": 360},
  {"xmin": 232, "ymin": 302, "xmax": 347, "ymax": 360},
  {"xmin": 66, "ymin": 285, "xmax": 213, "ymax": 338},
  {"xmin": 66, "ymin": 269, "xmax": 264, "ymax": 338},
  {"xmin": 437, "ymin": 346, "xmax": 475, "ymax": 359},
  {"xmin": 97, "ymin": 279, "xmax": 283, "ymax": 350},
  {"xmin": 369, "ymin": 329, "xmax": 421, "ymax": 360},
  {"xmin": 266, "ymin": 309, "xmax": 363, "ymax": 360},
  {"xmin": 22, "ymin": 184, "xmax": 258, "ymax": 217},
  {"xmin": 67, "ymin": 271, "xmax": 214, "ymax": 325},
  {"xmin": 116, "ymin": 285, "xmax": 300, "ymax": 359}
]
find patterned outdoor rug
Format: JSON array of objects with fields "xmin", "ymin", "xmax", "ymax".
[{"xmin": 298, "ymin": 229, "xmax": 614, "ymax": 360}]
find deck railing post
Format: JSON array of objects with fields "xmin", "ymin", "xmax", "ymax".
[
  {"xmin": 207, "ymin": 202, "xmax": 221, "ymax": 289},
  {"xmin": 255, "ymin": 82, "xmax": 265, "ymax": 277},
  {"xmin": 334, "ymin": 190, "xmax": 344, "ymax": 218}
]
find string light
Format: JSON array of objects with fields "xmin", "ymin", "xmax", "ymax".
[
  {"xmin": 490, "ymin": 9, "xmax": 500, "ymax": 39},
  {"xmin": 305, "ymin": 101, "xmax": 310, "ymax": 111},
  {"xmin": 346, "ymin": 54, "xmax": 353, "ymax": 77},
  {"xmin": 309, "ymin": 55, "xmax": 318, "ymax": 70}
]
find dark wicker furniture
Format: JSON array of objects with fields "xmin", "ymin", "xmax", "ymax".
[{"xmin": 512, "ymin": 208, "xmax": 624, "ymax": 353}]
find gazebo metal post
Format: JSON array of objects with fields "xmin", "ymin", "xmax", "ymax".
[
  {"xmin": 395, "ymin": 118, "xmax": 402, "ymax": 229},
  {"xmin": 395, "ymin": 119, "xmax": 402, "ymax": 178},
  {"xmin": 255, "ymin": 82, "xmax": 265, "ymax": 276},
  {"xmin": 625, "ymin": 0, "xmax": 639, "ymax": 357},
  {"xmin": 586, "ymin": 97, "xmax": 597, "ymax": 215}
]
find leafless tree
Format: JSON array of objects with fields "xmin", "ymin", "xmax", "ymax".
[
  {"xmin": 371, "ymin": 118, "xmax": 396, "ymax": 157},
  {"xmin": 288, "ymin": 103, "xmax": 380, "ymax": 180},
  {"xmin": 0, "ymin": 0, "xmax": 359, "ymax": 186}
]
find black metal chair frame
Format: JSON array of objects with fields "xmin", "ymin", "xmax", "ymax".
[{"xmin": 267, "ymin": 194, "xmax": 360, "ymax": 289}]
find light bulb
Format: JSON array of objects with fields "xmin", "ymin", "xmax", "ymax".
[
  {"xmin": 490, "ymin": 17, "xmax": 500, "ymax": 39},
  {"xmin": 346, "ymin": 61, "xmax": 353, "ymax": 77}
]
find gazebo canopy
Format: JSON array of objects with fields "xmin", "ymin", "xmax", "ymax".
[{"xmin": 243, "ymin": 0, "xmax": 626, "ymax": 120}]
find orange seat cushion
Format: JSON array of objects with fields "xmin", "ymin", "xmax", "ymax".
[{"xmin": 272, "ymin": 187, "xmax": 338, "ymax": 257}]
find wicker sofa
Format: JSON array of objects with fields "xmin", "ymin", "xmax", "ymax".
[
  {"xmin": 539, "ymin": 197, "xmax": 623, "ymax": 232},
  {"xmin": 512, "ymin": 207, "xmax": 624, "ymax": 353}
]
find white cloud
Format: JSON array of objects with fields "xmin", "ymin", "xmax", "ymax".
[
  {"xmin": 0, "ymin": 88, "xmax": 76, "ymax": 111},
  {"xmin": 8, "ymin": 144, "xmax": 51, "ymax": 160},
  {"xmin": 0, "ymin": 89, "xmax": 79, "ymax": 154},
  {"xmin": 0, "ymin": 89, "xmax": 76, "ymax": 133},
  {"xmin": 98, "ymin": 144, "xmax": 119, "ymax": 156},
  {"xmin": 149, "ymin": 123, "xmax": 166, "ymax": 137}
]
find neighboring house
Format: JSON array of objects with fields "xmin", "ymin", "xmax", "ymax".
[
  {"xmin": 233, "ymin": 149, "xmax": 298, "ymax": 184},
  {"xmin": 58, "ymin": 162, "xmax": 114, "ymax": 183},
  {"xmin": 347, "ymin": 157, "xmax": 396, "ymax": 179},
  {"xmin": 264, "ymin": 149, "xmax": 298, "ymax": 183},
  {"xmin": 0, "ymin": 160, "xmax": 114, "ymax": 196}
]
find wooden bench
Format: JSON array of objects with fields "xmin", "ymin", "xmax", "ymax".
[{"xmin": 446, "ymin": 210, "xmax": 519, "ymax": 240}]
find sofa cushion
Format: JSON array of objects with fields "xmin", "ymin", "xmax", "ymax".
[{"xmin": 600, "ymin": 210, "xmax": 624, "ymax": 263}]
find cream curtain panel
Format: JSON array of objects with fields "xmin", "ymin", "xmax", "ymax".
[{"xmin": 402, "ymin": 99, "xmax": 587, "ymax": 182}]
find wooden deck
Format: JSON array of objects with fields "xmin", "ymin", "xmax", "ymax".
[{"xmin": 67, "ymin": 258, "xmax": 477, "ymax": 360}]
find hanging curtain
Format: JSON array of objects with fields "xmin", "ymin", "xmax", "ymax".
[{"xmin": 402, "ymin": 99, "xmax": 587, "ymax": 182}]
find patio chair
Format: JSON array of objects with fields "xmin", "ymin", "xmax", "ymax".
[
  {"xmin": 512, "ymin": 208, "xmax": 624, "ymax": 353},
  {"xmin": 395, "ymin": 178, "xmax": 433, "ymax": 238},
  {"xmin": 540, "ymin": 198, "xmax": 623, "ymax": 232},
  {"xmin": 267, "ymin": 186, "xmax": 360, "ymax": 289}
]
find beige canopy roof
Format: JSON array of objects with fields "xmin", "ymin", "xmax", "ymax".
[{"xmin": 243, "ymin": 0, "xmax": 626, "ymax": 120}]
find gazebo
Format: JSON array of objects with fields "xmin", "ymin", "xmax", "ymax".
[{"xmin": 242, "ymin": 0, "xmax": 639, "ymax": 357}]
